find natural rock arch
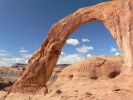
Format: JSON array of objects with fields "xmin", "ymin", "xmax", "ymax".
[{"xmin": 9, "ymin": 0, "xmax": 133, "ymax": 94}]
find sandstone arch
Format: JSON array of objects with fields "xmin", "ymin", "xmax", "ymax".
[{"xmin": 10, "ymin": 0, "xmax": 133, "ymax": 94}]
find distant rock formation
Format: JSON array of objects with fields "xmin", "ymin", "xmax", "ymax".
[
  {"xmin": 0, "ymin": 64, "xmax": 68, "ymax": 91},
  {"xmin": 0, "ymin": 67, "xmax": 25, "ymax": 90},
  {"xmin": 10, "ymin": 0, "xmax": 133, "ymax": 94},
  {"xmin": 56, "ymin": 64, "xmax": 70, "ymax": 68},
  {"xmin": 11, "ymin": 63, "xmax": 26, "ymax": 68}
]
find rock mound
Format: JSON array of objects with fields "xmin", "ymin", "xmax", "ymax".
[{"xmin": 54, "ymin": 56, "xmax": 123, "ymax": 85}]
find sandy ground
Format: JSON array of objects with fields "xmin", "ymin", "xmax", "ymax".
[{"xmin": 1, "ymin": 75, "xmax": 133, "ymax": 100}]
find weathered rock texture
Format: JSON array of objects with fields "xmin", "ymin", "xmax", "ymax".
[
  {"xmin": 9, "ymin": 0, "xmax": 133, "ymax": 94},
  {"xmin": 50, "ymin": 56, "xmax": 123, "ymax": 89},
  {"xmin": 57, "ymin": 56, "xmax": 123, "ymax": 80}
]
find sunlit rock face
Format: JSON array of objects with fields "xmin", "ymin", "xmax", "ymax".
[
  {"xmin": 56, "ymin": 56, "xmax": 123, "ymax": 81},
  {"xmin": 9, "ymin": 0, "xmax": 133, "ymax": 94},
  {"xmin": 49, "ymin": 56, "xmax": 123, "ymax": 90}
]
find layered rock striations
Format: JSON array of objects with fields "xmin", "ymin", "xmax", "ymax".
[
  {"xmin": 51, "ymin": 56, "xmax": 123, "ymax": 88},
  {"xmin": 9, "ymin": 0, "xmax": 133, "ymax": 94}
]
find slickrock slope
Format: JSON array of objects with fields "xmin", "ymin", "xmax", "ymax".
[
  {"xmin": 9, "ymin": 0, "xmax": 133, "ymax": 94},
  {"xmin": 49, "ymin": 56, "xmax": 123, "ymax": 89},
  {"xmin": 60, "ymin": 56, "xmax": 123, "ymax": 79}
]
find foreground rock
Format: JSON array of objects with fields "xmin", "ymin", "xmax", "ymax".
[
  {"xmin": 50, "ymin": 56, "xmax": 123, "ymax": 89},
  {"xmin": 59, "ymin": 56, "xmax": 123, "ymax": 79},
  {"xmin": 47, "ymin": 64, "xmax": 70, "ymax": 87},
  {"xmin": 1, "ymin": 56, "xmax": 133, "ymax": 100},
  {"xmin": 0, "ymin": 64, "xmax": 68, "ymax": 91}
]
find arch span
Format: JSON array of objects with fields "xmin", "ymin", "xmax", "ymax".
[{"xmin": 10, "ymin": 0, "xmax": 133, "ymax": 94}]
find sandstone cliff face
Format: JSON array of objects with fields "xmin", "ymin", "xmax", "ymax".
[{"xmin": 9, "ymin": 0, "xmax": 133, "ymax": 94}]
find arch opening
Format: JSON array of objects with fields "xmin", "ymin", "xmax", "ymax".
[
  {"xmin": 57, "ymin": 21, "xmax": 121, "ymax": 65},
  {"xmin": 47, "ymin": 21, "xmax": 122, "ymax": 86}
]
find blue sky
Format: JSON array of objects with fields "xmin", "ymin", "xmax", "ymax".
[{"xmin": 0, "ymin": 0, "xmax": 121, "ymax": 66}]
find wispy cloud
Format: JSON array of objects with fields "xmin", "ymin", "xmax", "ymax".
[
  {"xmin": 82, "ymin": 38, "xmax": 90, "ymax": 42},
  {"xmin": 0, "ymin": 53, "xmax": 9, "ymax": 56},
  {"xmin": 0, "ymin": 47, "xmax": 32, "ymax": 66},
  {"xmin": 20, "ymin": 47, "xmax": 28, "ymax": 53},
  {"xmin": 1, "ymin": 53, "xmax": 32, "ymax": 64},
  {"xmin": 110, "ymin": 46, "xmax": 121, "ymax": 56},
  {"xmin": 110, "ymin": 46, "xmax": 117, "ymax": 52},
  {"xmin": 20, "ymin": 49, "xmax": 28, "ymax": 53},
  {"xmin": 2, "ymin": 57, "xmax": 24, "ymax": 63},
  {"xmin": 58, "ymin": 53, "xmax": 85, "ymax": 64},
  {"xmin": 86, "ymin": 54, "xmax": 92, "ymax": 57},
  {"xmin": 0, "ymin": 49, "xmax": 10, "ymax": 57},
  {"xmin": 0, "ymin": 49, "xmax": 7, "ymax": 52},
  {"xmin": 115, "ymin": 52, "xmax": 121, "ymax": 56},
  {"xmin": 76, "ymin": 45, "xmax": 94, "ymax": 53}
]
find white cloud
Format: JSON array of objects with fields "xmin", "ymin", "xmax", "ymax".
[
  {"xmin": 61, "ymin": 52, "xmax": 65, "ymax": 56},
  {"xmin": 110, "ymin": 46, "xmax": 117, "ymax": 52},
  {"xmin": 110, "ymin": 46, "xmax": 121, "ymax": 56},
  {"xmin": 0, "ymin": 49, "xmax": 6, "ymax": 52},
  {"xmin": 2, "ymin": 57, "xmax": 24, "ymax": 63},
  {"xmin": 58, "ymin": 54, "xmax": 85, "ymax": 64},
  {"xmin": 0, "ymin": 49, "xmax": 10, "ymax": 56},
  {"xmin": 20, "ymin": 49, "xmax": 28, "ymax": 53},
  {"xmin": 82, "ymin": 38, "xmax": 90, "ymax": 42},
  {"xmin": 0, "ymin": 47, "xmax": 32, "ymax": 66},
  {"xmin": 76, "ymin": 45, "xmax": 94, "ymax": 53},
  {"xmin": 0, "ymin": 53, "xmax": 9, "ymax": 56},
  {"xmin": 86, "ymin": 54, "xmax": 92, "ymax": 57},
  {"xmin": 115, "ymin": 52, "xmax": 121, "ymax": 56},
  {"xmin": 1, "ymin": 53, "xmax": 32, "ymax": 64},
  {"xmin": 66, "ymin": 38, "xmax": 79, "ymax": 46},
  {"xmin": 1, "ymin": 54, "xmax": 32, "ymax": 65},
  {"xmin": 22, "ymin": 54, "xmax": 32, "ymax": 59},
  {"xmin": 20, "ymin": 47, "xmax": 31, "ymax": 59}
]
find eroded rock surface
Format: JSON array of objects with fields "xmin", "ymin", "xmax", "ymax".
[
  {"xmin": 10, "ymin": 0, "xmax": 133, "ymax": 94},
  {"xmin": 50, "ymin": 56, "xmax": 123, "ymax": 89},
  {"xmin": 58, "ymin": 56, "xmax": 123, "ymax": 79}
]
